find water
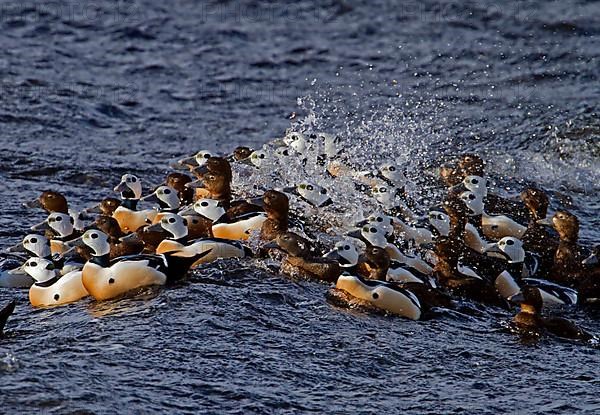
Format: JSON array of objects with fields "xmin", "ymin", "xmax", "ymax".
[{"xmin": 1, "ymin": 0, "xmax": 600, "ymax": 413}]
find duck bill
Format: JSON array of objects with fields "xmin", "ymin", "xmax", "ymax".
[
  {"xmin": 58, "ymin": 246, "xmax": 76, "ymax": 257},
  {"xmin": 483, "ymin": 243, "xmax": 501, "ymax": 254},
  {"xmin": 247, "ymin": 197, "xmax": 265, "ymax": 208},
  {"xmin": 355, "ymin": 219, "xmax": 369, "ymax": 227},
  {"xmin": 83, "ymin": 204, "xmax": 102, "ymax": 215},
  {"xmin": 177, "ymin": 156, "xmax": 198, "ymax": 168},
  {"xmin": 237, "ymin": 157, "xmax": 255, "ymax": 167},
  {"xmin": 262, "ymin": 241, "xmax": 280, "ymax": 250},
  {"xmin": 192, "ymin": 165, "xmax": 210, "ymax": 176},
  {"xmin": 346, "ymin": 229, "xmax": 362, "ymax": 240},
  {"xmin": 536, "ymin": 217, "xmax": 553, "ymax": 226},
  {"xmin": 7, "ymin": 264, "xmax": 26, "ymax": 275},
  {"xmin": 318, "ymin": 198, "xmax": 334, "ymax": 208},
  {"xmin": 281, "ymin": 186, "xmax": 299, "ymax": 196},
  {"xmin": 119, "ymin": 233, "xmax": 141, "ymax": 243},
  {"xmin": 23, "ymin": 198, "xmax": 43, "ymax": 209},
  {"xmin": 583, "ymin": 254, "xmax": 598, "ymax": 266},
  {"xmin": 508, "ymin": 292, "xmax": 525, "ymax": 304},
  {"xmin": 145, "ymin": 223, "xmax": 163, "ymax": 232},
  {"xmin": 30, "ymin": 221, "xmax": 50, "ymax": 231},
  {"xmin": 140, "ymin": 193, "xmax": 160, "ymax": 204},
  {"xmin": 323, "ymin": 250, "xmax": 345, "ymax": 264},
  {"xmin": 113, "ymin": 181, "xmax": 128, "ymax": 194},
  {"xmin": 5, "ymin": 243, "xmax": 26, "ymax": 253},
  {"xmin": 185, "ymin": 179, "xmax": 205, "ymax": 189},
  {"xmin": 65, "ymin": 236, "xmax": 85, "ymax": 248},
  {"xmin": 178, "ymin": 205, "xmax": 196, "ymax": 216}
]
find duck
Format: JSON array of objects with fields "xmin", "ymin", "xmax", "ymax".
[
  {"xmin": 265, "ymin": 232, "xmax": 340, "ymax": 283},
  {"xmin": 0, "ymin": 299, "xmax": 16, "ymax": 337},
  {"xmin": 519, "ymin": 187, "xmax": 559, "ymax": 277},
  {"xmin": 362, "ymin": 245, "xmax": 452, "ymax": 309},
  {"xmin": 347, "ymin": 223, "xmax": 433, "ymax": 276},
  {"xmin": 459, "ymin": 190, "xmax": 527, "ymax": 240},
  {"xmin": 69, "ymin": 229, "xmax": 211, "ymax": 301},
  {"xmin": 180, "ymin": 198, "xmax": 266, "ymax": 240},
  {"xmin": 24, "ymin": 190, "xmax": 86, "ymax": 231},
  {"xmin": 140, "ymin": 185, "xmax": 181, "ymax": 223},
  {"xmin": 433, "ymin": 198, "xmax": 509, "ymax": 306},
  {"xmin": 31, "ymin": 212, "xmax": 80, "ymax": 255},
  {"xmin": 485, "ymin": 237, "xmax": 578, "ymax": 306},
  {"xmin": 21, "ymin": 258, "xmax": 88, "ymax": 307},
  {"xmin": 509, "ymin": 286, "xmax": 592, "ymax": 341},
  {"xmin": 540, "ymin": 210, "xmax": 592, "ymax": 286},
  {"xmin": 112, "ymin": 174, "xmax": 158, "ymax": 233},
  {"xmin": 151, "ymin": 213, "xmax": 251, "ymax": 266}
]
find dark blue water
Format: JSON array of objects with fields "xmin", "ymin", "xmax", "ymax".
[{"xmin": 1, "ymin": 1, "xmax": 599, "ymax": 413}]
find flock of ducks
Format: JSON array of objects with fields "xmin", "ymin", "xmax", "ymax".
[{"xmin": 1, "ymin": 131, "xmax": 599, "ymax": 343}]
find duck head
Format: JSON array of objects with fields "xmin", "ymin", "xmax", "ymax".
[
  {"xmin": 181, "ymin": 198, "xmax": 226, "ymax": 222},
  {"xmin": 364, "ymin": 245, "xmax": 391, "ymax": 281},
  {"xmin": 265, "ymin": 232, "xmax": 311, "ymax": 258},
  {"xmin": 141, "ymin": 186, "xmax": 180, "ymax": 212},
  {"xmin": 85, "ymin": 197, "xmax": 121, "ymax": 216},
  {"xmin": 347, "ymin": 223, "xmax": 388, "ymax": 248},
  {"xmin": 284, "ymin": 131, "xmax": 307, "ymax": 154},
  {"xmin": 31, "ymin": 212, "xmax": 74, "ymax": 238},
  {"xmin": 509, "ymin": 286, "xmax": 543, "ymax": 315},
  {"xmin": 24, "ymin": 190, "xmax": 68, "ymax": 214},
  {"xmin": 22, "ymin": 258, "xmax": 58, "ymax": 284},
  {"xmin": 114, "ymin": 174, "xmax": 142, "ymax": 200},
  {"xmin": 428, "ymin": 209, "xmax": 450, "ymax": 236},
  {"xmin": 378, "ymin": 163, "xmax": 406, "ymax": 187},
  {"xmin": 148, "ymin": 213, "xmax": 188, "ymax": 241},
  {"xmin": 94, "ymin": 216, "xmax": 125, "ymax": 238},
  {"xmin": 21, "ymin": 234, "xmax": 52, "ymax": 258},
  {"xmin": 520, "ymin": 187, "xmax": 549, "ymax": 220},
  {"xmin": 70, "ymin": 230, "xmax": 111, "ymax": 257},
  {"xmin": 545, "ymin": 210, "xmax": 579, "ymax": 242},
  {"xmin": 458, "ymin": 154, "xmax": 486, "ymax": 177},
  {"xmin": 356, "ymin": 212, "xmax": 394, "ymax": 240},
  {"xmin": 460, "ymin": 191, "xmax": 484, "ymax": 216},
  {"xmin": 439, "ymin": 163, "xmax": 462, "ymax": 187},
  {"xmin": 231, "ymin": 146, "xmax": 253, "ymax": 162},
  {"xmin": 485, "ymin": 237, "xmax": 525, "ymax": 263},
  {"xmin": 164, "ymin": 172, "xmax": 194, "ymax": 204},
  {"xmin": 286, "ymin": 182, "xmax": 332, "ymax": 208},
  {"xmin": 263, "ymin": 190, "xmax": 289, "ymax": 220},
  {"xmin": 324, "ymin": 239, "xmax": 359, "ymax": 267},
  {"xmin": 177, "ymin": 150, "xmax": 212, "ymax": 169}
]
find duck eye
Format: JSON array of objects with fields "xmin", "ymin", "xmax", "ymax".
[
  {"xmin": 468, "ymin": 194, "xmax": 476, "ymax": 200},
  {"xmin": 131, "ymin": 177, "xmax": 137, "ymax": 182},
  {"xmin": 168, "ymin": 217, "xmax": 176, "ymax": 223},
  {"xmin": 380, "ymin": 188, "xmax": 387, "ymax": 193},
  {"xmin": 471, "ymin": 178, "xmax": 478, "ymax": 184},
  {"xmin": 259, "ymin": 154, "xmax": 265, "ymax": 159},
  {"xmin": 30, "ymin": 237, "xmax": 38, "ymax": 244},
  {"xmin": 370, "ymin": 227, "xmax": 377, "ymax": 233},
  {"xmin": 389, "ymin": 166, "xmax": 396, "ymax": 172},
  {"xmin": 29, "ymin": 261, "xmax": 37, "ymax": 267},
  {"xmin": 465, "ymin": 156, "xmax": 472, "ymax": 162},
  {"xmin": 376, "ymin": 217, "xmax": 383, "ymax": 222},
  {"xmin": 320, "ymin": 188, "xmax": 327, "ymax": 194},
  {"xmin": 192, "ymin": 219, "xmax": 198, "ymax": 224},
  {"xmin": 182, "ymin": 218, "xmax": 188, "ymax": 226},
  {"xmin": 55, "ymin": 216, "xmax": 62, "ymax": 222},
  {"xmin": 200, "ymin": 201, "xmax": 209, "ymax": 207},
  {"xmin": 344, "ymin": 245, "xmax": 350, "ymax": 250},
  {"xmin": 506, "ymin": 239, "xmax": 514, "ymax": 246},
  {"xmin": 306, "ymin": 185, "xmax": 313, "ymax": 191},
  {"xmin": 91, "ymin": 233, "xmax": 98, "ymax": 239},
  {"xmin": 203, "ymin": 153, "xmax": 210, "ymax": 158},
  {"xmin": 163, "ymin": 189, "xmax": 171, "ymax": 194}
]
